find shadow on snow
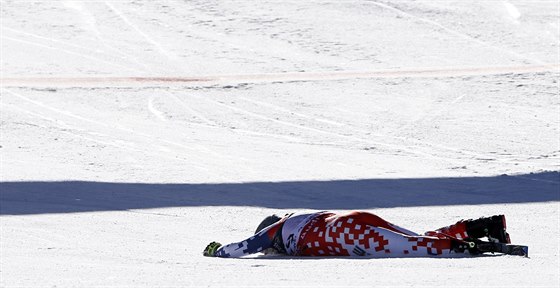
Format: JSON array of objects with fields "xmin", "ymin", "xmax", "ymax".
[{"xmin": 0, "ymin": 171, "xmax": 558, "ymax": 215}]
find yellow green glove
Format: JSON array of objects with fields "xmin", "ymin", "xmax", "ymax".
[{"xmin": 203, "ymin": 241, "xmax": 222, "ymax": 257}]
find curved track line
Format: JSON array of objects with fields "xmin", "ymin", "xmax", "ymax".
[
  {"xmin": 1, "ymin": 100, "xmax": 219, "ymax": 172},
  {"xmin": 148, "ymin": 96, "xmax": 167, "ymax": 121},
  {"xmin": 60, "ymin": 1, "xmax": 134, "ymax": 60},
  {"xmin": 2, "ymin": 64, "xmax": 558, "ymax": 87},
  {"xmin": 232, "ymin": 94, "xmax": 552, "ymax": 166},
  {"xmin": 2, "ymin": 88, "xmax": 255, "ymax": 170},
  {"xmin": 1, "ymin": 26, "xmax": 151, "ymax": 72},
  {"xmin": 0, "ymin": 36, "xmax": 139, "ymax": 73},
  {"xmin": 165, "ymin": 91, "xmax": 218, "ymax": 127},
  {"xmin": 2, "ymin": 26, "xmax": 102, "ymax": 55},
  {"xmin": 2, "ymin": 102, "xmax": 143, "ymax": 154},
  {"xmin": 367, "ymin": 1, "xmax": 545, "ymax": 64},
  {"xmin": 1, "ymin": 88, "xmax": 221, "ymax": 160},
  {"xmin": 104, "ymin": 1, "xmax": 173, "ymax": 59},
  {"xmin": 197, "ymin": 94, "xmax": 463, "ymax": 162}
]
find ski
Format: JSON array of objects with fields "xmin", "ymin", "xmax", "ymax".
[{"xmin": 476, "ymin": 241, "xmax": 529, "ymax": 257}]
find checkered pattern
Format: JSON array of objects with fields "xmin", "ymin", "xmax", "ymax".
[
  {"xmin": 295, "ymin": 212, "xmax": 455, "ymax": 257},
  {"xmin": 406, "ymin": 235, "xmax": 452, "ymax": 256},
  {"xmin": 299, "ymin": 216, "xmax": 381, "ymax": 256}
]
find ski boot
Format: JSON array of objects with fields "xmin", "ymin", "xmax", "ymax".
[
  {"xmin": 435, "ymin": 215, "xmax": 511, "ymax": 243},
  {"xmin": 465, "ymin": 215, "xmax": 511, "ymax": 244}
]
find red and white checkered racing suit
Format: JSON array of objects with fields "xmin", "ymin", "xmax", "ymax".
[{"xmin": 214, "ymin": 211, "xmax": 469, "ymax": 258}]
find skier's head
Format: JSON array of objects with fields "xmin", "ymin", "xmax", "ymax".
[
  {"xmin": 255, "ymin": 214, "xmax": 283, "ymax": 255},
  {"xmin": 255, "ymin": 214, "xmax": 282, "ymax": 234}
]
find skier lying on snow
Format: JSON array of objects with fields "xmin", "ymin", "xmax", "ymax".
[{"xmin": 203, "ymin": 211, "xmax": 511, "ymax": 258}]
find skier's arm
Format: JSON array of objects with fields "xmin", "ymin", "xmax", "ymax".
[{"xmin": 204, "ymin": 221, "xmax": 284, "ymax": 258}]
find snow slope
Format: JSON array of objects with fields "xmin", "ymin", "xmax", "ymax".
[{"xmin": 1, "ymin": 0, "xmax": 559, "ymax": 287}]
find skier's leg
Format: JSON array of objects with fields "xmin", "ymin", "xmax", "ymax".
[
  {"xmin": 359, "ymin": 226, "xmax": 464, "ymax": 257},
  {"xmin": 427, "ymin": 215, "xmax": 510, "ymax": 243},
  {"xmin": 339, "ymin": 211, "xmax": 419, "ymax": 236},
  {"xmin": 426, "ymin": 220, "xmax": 469, "ymax": 240}
]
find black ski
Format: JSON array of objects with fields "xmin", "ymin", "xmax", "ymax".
[{"xmin": 476, "ymin": 241, "xmax": 528, "ymax": 257}]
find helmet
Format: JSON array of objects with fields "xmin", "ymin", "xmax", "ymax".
[{"xmin": 255, "ymin": 214, "xmax": 282, "ymax": 234}]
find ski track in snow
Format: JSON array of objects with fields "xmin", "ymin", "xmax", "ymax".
[
  {"xmin": 3, "ymin": 86, "xmax": 260, "ymax": 179},
  {"xmin": 166, "ymin": 91, "xmax": 219, "ymax": 127},
  {"xmin": 2, "ymin": 26, "xmax": 104, "ymax": 57},
  {"xmin": 502, "ymin": 0, "xmax": 522, "ymax": 20},
  {"xmin": 1, "ymin": 26, "xmax": 151, "ymax": 72},
  {"xmin": 367, "ymin": 0, "xmax": 545, "ymax": 65},
  {"xmin": 104, "ymin": 1, "xmax": 174, "ymax": 60},
  {"xmin": 234, "ymin": 92, "xmax": 554, "ymax": 168},
  {"xmin": 1, "ymin": 88, "xmax": 242, "ymax": 172},
  {"xmin": 0, "ymin": 99, "xmax": 211, "ymax": 169},
  {"xmin": 168, "ymin": 91, "xmax": 307, "ymax": 143},
  {"xmin": 198, "ymin": 93, "xmax": 481, "ymax": 163},
  {"xmin": 0, "ymin": 35, "xmax": 140, "ymax": 73},
  {"xmin": 2, "ymin": 102, "xmax": 152, "ymax": 156},
  {"xmin": 147, "ymin": 96, "xmax": 167, "ymax": 122},
  {"xmin": 60, "ymin": 1, "xmax": 153, "ymax": 71}
]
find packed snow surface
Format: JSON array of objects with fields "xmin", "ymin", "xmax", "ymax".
[{"xmin": 1, "ymin": 0, "xmax": 559, "ymax": 287}]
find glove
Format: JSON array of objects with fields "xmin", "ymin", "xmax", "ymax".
[{"xmin": 203, "ymin": 241, "xmax": 222, "ymax": 257}]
